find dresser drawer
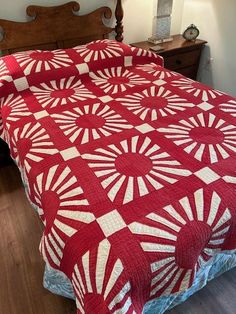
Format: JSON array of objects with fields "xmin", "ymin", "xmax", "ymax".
[
  {"xmin": 164, "ymin": 49, "xmax": 201, "ymax": 71},
  {"xmin": 176, "ymin": 65, "xmax": 199, "ymax": 80}
]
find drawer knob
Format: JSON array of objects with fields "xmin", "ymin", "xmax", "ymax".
[{"xmin": 176, "ymin": 59, "xmax": 182, "ymax": 65}]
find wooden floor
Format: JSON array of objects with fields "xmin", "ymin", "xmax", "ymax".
[{"xmin": 0, "ymin": 164, "xmax": 236, "ymax": 314}]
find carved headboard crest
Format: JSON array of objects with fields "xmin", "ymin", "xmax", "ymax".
[{"xmin": 0, "ymin": 1, "xmax": 124, "ymax": 55}]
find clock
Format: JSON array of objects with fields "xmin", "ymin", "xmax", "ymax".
[{"xmin": 183, "ymin": 24, "xmax": 200, "ymax": 41}]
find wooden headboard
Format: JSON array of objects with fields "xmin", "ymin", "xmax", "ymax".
[{"xmin": 0, "ymin": 0, "xmax": 124, "ymax": 56}]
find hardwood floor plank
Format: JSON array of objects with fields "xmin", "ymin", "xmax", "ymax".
[
  {"xmin": 168, "ymin": 268, "xmax": 236, "ymax": 314},
  {"xmin": 0, "ymin": 165, "xmax": 235, "ymax": 314},
  {"xmin": 0, "ymin": 165, "xmax": 76, "ymax": 314}
]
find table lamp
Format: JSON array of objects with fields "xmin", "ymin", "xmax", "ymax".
[{"xmin": 148, "ymin": 0, "xmax": 173, "ymax": 44}]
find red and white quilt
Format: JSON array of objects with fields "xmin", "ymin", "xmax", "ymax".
[{"xmin": 1, "ymin": 40, "xmax": 236, "ymax": 313}]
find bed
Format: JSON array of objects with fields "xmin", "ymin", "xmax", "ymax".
[{"xmin": 1, "ymin": 1, "xmax": 236, "ymax": 313}]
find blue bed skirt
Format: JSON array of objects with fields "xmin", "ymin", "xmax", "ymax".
[{"xmin": 43, "ymin": 252, "xmax": 236, "ymax": 313}]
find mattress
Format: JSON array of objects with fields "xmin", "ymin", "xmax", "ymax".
[{"xmin": 0, "ymin": 39, "xmax": 236, "ymax": 313}]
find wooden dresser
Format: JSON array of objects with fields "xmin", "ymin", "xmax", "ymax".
[{"xmin": 131, "ymin": 35, "xmax": 207, "ymax": 80}]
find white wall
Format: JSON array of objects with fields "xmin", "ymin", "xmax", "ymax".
[
  {"xmin": 0, "ymin": 0, "xmax": 183, "ymax": 44},
  {"xmin": 122, "ymin": 0, "xmax": 154, "ymax": 44},
  {"xmin": 181, "ymin": 0, "xmax": 236, "ymax": 97},
  {"xmin": 170, "ymin": 0, "xmax": 184, "ymax": 37}
]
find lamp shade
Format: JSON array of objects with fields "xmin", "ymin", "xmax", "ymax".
[
  {"xmin": 157, "ymin": 0, "xmax": 173, "ymax": 16},
  {"xmin": 152, "ymin": 0, "xmax": 173, "ymax": 42}
]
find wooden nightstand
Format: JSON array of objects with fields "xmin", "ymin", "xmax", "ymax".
[
  {"xmin": 131, "ymin": 35, "xmax": 207, "ymax": 80},
  {"xmin": 0, "ymin": 138, "xmax": 12, "ymax": 167}
]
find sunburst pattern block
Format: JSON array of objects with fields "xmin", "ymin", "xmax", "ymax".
[
  {"xmin": 52, "ymin": 103, "xmax": 133, "ymax": 144},
  {"xmin": 34, "ymin": 164, "xmax": 91, "ymax": 267},
  {"xmin": 129, "ymin": 188, "xmax": 231, "ymax": 297},
  {"xmin": 90, "ymin": 67, "xmax": 149, "ymax": 94},
  {"xmin": 220, "ymin": 100, "xmax": 236, "ymax": 118},
  {"xmin": 0, "ymin": 94, "xmax": 31, "ymax": 129},
  {"xmin": 75, "ymin": 39, "xmax": 124, "ymax": 62},
  {"xmin": 158, "ymin": 112, "xmax": 236, "ymax": 164},
  {"xmin": 14, "ymin": 49, "xmax": 73, "ymax": 75},
  {"xmin": 72, "ymin": 239, "xmax": 134, "ymax": 314},
  {"xmin": 136, "ymin": 63, "xmax": 178, "ymax": 79},
  {"xmin": 82, "ymin": 135, "xmax": 192, "ymax": 205},
  {"xmin": 172, "ymin": 77, "xmax": 223, "ymax": 102},
  {"xmin": 11, "ymin": 122, "xmax": 58, "ymax": 172},
  {"xmin": 31, "ymin": 76, "xmax": 95, "ymax": 108},
  {"xmin": 118, "ymin": 86, "xmax": 194, "ymax": 121}
]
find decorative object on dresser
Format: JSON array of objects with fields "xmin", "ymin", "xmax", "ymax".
[
  {"xmin": 183, "ymin": 24, "xmax": 200, "ymax": 41},
  {"xmin": 148, "ymin": 0, "xmax": 173, "ymax": 44},
  {"xmin": 131, "ymin": 34, "xmax": 207, "ymax": 80}
]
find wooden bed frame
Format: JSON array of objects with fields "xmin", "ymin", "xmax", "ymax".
[{"xmin": 0, "ymin": 0, "xmax": 124, "ymax": 56}]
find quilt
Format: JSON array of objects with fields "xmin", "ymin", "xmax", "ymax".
[{"xmin": 0, "ymin": 40, "xmax": 236, "ymax": 314}]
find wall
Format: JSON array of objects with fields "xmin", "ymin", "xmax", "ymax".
[
  {"xmin": 122, "ymin": 0, "xmax": 154, "ymax": 44},
  {"xmin": 0, "ymin": 0, "xmax": 183, "ymax": 44},
  {"xmin": 170, "ymin": 0, "xmax": 184, "ymax": 38},
  {"xmin": 181, "ymin": 0, "xmax": 236, "ymax": 97}
]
